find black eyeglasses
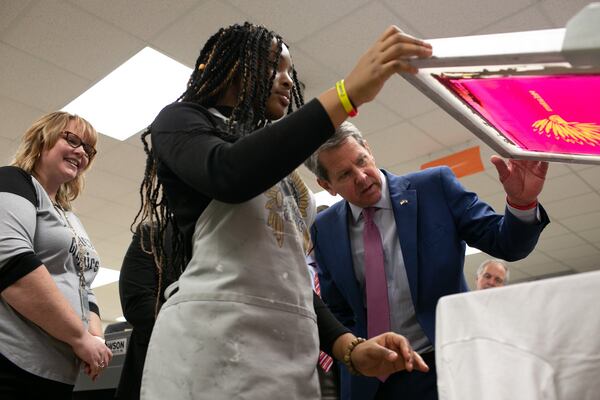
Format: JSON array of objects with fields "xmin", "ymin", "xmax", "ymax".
[{"xmin": 61, "ymin": 131, "xmax": 97, "ymax": 160}]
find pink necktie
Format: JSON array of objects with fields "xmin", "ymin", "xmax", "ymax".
[
  {"xmin": 363, "ymin": 207, "xmax": 391, "ymax": 381},
  {"xmin": 363, "ymin": 207, "xmax": 391, "ymax": 337},
  {"xmin": 312, "ymin": 267, "xmax": 334, "ymax": 372}
]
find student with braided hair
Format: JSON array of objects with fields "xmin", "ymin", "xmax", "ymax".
[{"xmin": 134, "ymin": 22, "xmax": 432, "ymax": 399}]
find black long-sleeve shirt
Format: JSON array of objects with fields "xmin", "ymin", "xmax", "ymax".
[{"xmin": 150, "ymin": 100, "xmax": 349, "ymax": 354}]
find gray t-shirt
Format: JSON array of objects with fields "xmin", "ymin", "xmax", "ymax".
[{"xmin": 0, "ymin": 166, "xmax": 100, "ymax": 384}]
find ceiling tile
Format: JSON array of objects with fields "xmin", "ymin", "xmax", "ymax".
[
  {"xmin": 72, "ymin": 194, "xmax": 111, "ymax": 218},
  {"xmin": 99, "ymin": 239, "xmax": 135, "ymax": 274},
  {"xmin": 352, "ymin": 102, "xmax": 404, "ymax": 135},
  {"xmin": 93, "ymin": 239, "xmax": 126, "ymax": 270},
  {"xmin": 485, "ymin": 161, "xmax": 571, "ymax": 183},
  {"xmin": 84, "ymin": 168, "xmax": 139, "ymax": 202},
  {"xmin": 287, "ymin": 47, "xmax": 338, "ymax": 101},
  {"xmin": 560, "ymin": 211, "xmax": 600, "ymax": 233},
  {"xmin": 0, "ymin": 95, "xmax": 45, "ymax": 141},
  {"xmin": 476, "ymin": 191, "xmax": 507, "ymax": 214},
  {"xmin": 517, "ymin": 260, "xmax": 573, "ymax": 277},
  {"xmin": 410, "ymin": 109, "xmax": 473, "ymax": 147},
  {"xmin": 545, "ymin": 192, "xmax": 600, "ymax": 220},
  {"xmin": 539, "ymin": 173, "xmax": 591, "ymax": 203},
  {"xmin": 124, "ymin": 130, "xmax": 146, "ymax": 150},
  {"xmin": 537, "ymin": 0, "xmax": 597, "ymax": 27},
  {"xmin": 297, "ymin": 2, "xmax": 416, "ymax": 75},
  {"xmin": 112, "ymin": 189, "xmax": 143, "ymax": 210},
  {"xmin": 544, "ymin": 243, "xmax": 600, "ymax": 262},
  {"xmin": 421, "ymin": 138, "xmax": 489, "ymax": 168},
  {"xmin": 459, "ymin": 173, "xmax": 503, "ymax": 198},
  {"xmin": 478, "ymin": 143, "xmax": 501, "ymax": 170},
  {"xmin": 535, "ymin": 233, "xmax": 587, "ymax": 252},
  {"xmin": 378, "ymin": 77, "xmax": 439, "ymax": 120},
  {"xmin": 366, "ymin": 122, "xmax": 443, "ymax": 167},
  {"xmin": 567, "ymin": 163, "xmax": 596, "ymax": 172},
  {"xmin": 577, "ymin": 227, "xmax": 600, "ymax": 246},
  {"xmin": 577, "ymin": 166, "xmax": 600, "ymax": 190},
  {"xmin": 567, "ymin": 254, "xmax": 600, "ymax": 273},
  {"xmin": 94, "ymin": 142, "xmax": 147, "ymax": 182},
  {"xmin": 69, "ymin": 0, "xmax": 199, "ymax": 41},
  {"xmin": 382, "ymin": 0, "xmax": 536, "ymax": 38},
  {"xmin": 96, "ymin": 133, "xmax": 124, "ymax": 155},
  {"xmin": 78, "ymin": 214, "xmax": 124, "ymax": 242},
  {"xmin": 88, "ymin": 202, "xmax": 138, "ymax": 232},
  {"xmin": 539, "ymin": 221, "xmax": 571, "ymax": 239},
  {"xmin": 226, "ymin": 0, "xmax": 370, "ymax": 43},
  {"xmin": 543, "ymin": 162, "xmax": 579, "ymax": 179},
  {"xmin": 0, "ymin": 137, "xmax": 18, "ymax": 165},
  {"xmin": 475, "ymin": 3, "xmax": 554, "ymax": 34},
  {"xmin": 105, "ymin": 228, "xmax": 137, "ymax": 248},
  {"xmin": 464, "ymin": 251, "xmax": 489, "ymax": 271},
  {"xmin": 152, "ymin": 0, "xmax": 249, "ymax": 67},
  {"xmin": 100, "ymin": 255, "xmax": 124, "ymax": 273},
  {"xmin": 2, "ymin": 0, "xmax": 144, "ymax": 81},
  {"xmin": 0, "ymin": 0, "xmax": 32, "ymax": 35},
  {"xmin": 511, "ymin": 250, "xmax": 553, "ymax": 267},
  {"xmin": 389, "ymin": 154, "xmax": 439, "ymax": 177},
  {"xmin": 0, "ymin": 42, "xmax": 90, "ymax": 111}
]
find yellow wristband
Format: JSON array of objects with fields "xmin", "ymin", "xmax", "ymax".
[{"xmin": 335, "ymin": 80, "xmax": 358, "ymax": 117}]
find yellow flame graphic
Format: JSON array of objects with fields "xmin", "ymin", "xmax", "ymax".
[{"xmin": 532, "ymin": 115, "xmax": 600, "ymax": 147}]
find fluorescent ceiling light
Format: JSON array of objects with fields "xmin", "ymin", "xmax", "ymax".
[
  {"xmin": 63, "ymin": 47, "xmax": 191, "ymax": 140},
  {"xmin": 414, "ymin": 29, "xmax": 566, "ymax": 67},
  {"xmin": 465, "ymin": 245, "xmax": 481, "ymax": 256},
  {"xmin": 91, "ymin": 267, "xmax": 120, "ymax": 289}
]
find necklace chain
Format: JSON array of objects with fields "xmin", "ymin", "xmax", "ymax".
[{"xmin": 53, "ymin": 203, "xmax": 89, "ymax": 323}]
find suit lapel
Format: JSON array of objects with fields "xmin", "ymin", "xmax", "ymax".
[{"xmin": 384, "ymin": 170, "xmax": 419, "ymax": 306}]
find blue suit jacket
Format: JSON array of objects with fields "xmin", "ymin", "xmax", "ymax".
[{"xmin": 311, "ymin": 167, "xmax": 549, "ymax": 400}]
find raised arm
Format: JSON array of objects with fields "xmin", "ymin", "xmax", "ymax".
[{"xmin": 152, "ymin": 26, "xmax": 432, "ymax": 203}]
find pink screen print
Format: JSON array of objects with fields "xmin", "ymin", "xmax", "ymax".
[{"xmin": 435, "ymin": 74, "xmax": 600, "ymax": 156}]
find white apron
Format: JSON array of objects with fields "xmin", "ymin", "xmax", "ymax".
[{"xmin": 141, "ymin": 171, "xmax": 320, "ymax": 400}]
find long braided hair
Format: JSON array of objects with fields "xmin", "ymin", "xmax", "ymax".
[{"xmin": 132, "ymin": 22, "xmax": 304, "ymax": 315}]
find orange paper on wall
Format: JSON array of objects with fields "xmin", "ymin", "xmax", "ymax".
[{"xmin": 420, "ymin": 146, "xmax": 484, "ymax": 178}]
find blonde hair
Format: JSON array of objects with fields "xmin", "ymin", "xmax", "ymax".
[{"xmin": 11, "ymin": 111, "xmax": 98, "ymax": 210}]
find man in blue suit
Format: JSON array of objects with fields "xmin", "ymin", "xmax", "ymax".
[{"xmin": 305, "ymin": 122, "xmax": 549, "ymax": 400}]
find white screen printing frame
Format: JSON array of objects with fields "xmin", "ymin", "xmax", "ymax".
[{"xmin": 401, "ymin": 3, "xmax": 600, "ymax": 165}]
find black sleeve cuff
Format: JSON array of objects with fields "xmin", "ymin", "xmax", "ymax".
[
  {"xmin": 314, "ymin": 293, "xmax": 351, "ymax": 355},
  {"xmin": 0, "ymin": 252, "xmax": 43, "ymax": 292},
  {"xmin": 89, "ymin": 302, "xmax": 100, "ymax": 317}
]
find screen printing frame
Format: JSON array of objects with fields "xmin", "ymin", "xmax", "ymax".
[{"xmin": 402, "ymin": 3, "xmax": 600, "ymax": 164}]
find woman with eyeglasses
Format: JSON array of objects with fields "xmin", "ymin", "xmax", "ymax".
[{"xmin": 0, "ymin": 112, "xmax": 112, "ymax": 399}]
